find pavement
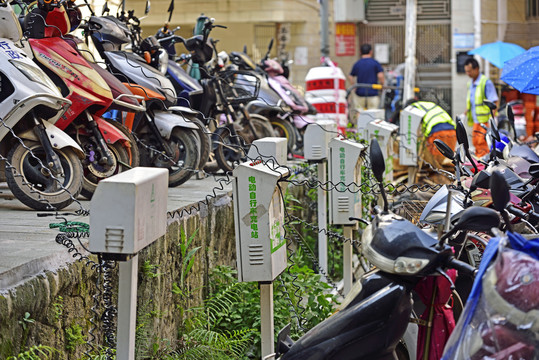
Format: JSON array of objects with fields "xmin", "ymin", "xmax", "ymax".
[{"xmin": 0, "ymin": 175, "xmax": 232, "ymax": 291}]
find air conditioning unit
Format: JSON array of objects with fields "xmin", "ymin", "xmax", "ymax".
[{"xmin": 334, "ymin": 0, "xmax": 365, "ymax": 22}]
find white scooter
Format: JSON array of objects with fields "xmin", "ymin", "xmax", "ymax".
[{"xmin": 0, "ymin": 1, "xmax": 84, "ymax": 210}]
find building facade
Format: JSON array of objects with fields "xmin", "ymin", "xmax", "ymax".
[{"xmin": 124, "ymin": 0, "xmax": 535, "ymax": 116}]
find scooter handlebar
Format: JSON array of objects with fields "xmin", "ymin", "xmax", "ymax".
[{"xmin": 447, "ymin": 258, "xmax": 476, "ymax": 277}]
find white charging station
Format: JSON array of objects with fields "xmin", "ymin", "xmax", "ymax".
[
  {"xmin": 303, "ymin": 120, "xmax": 336, "ymax": 286},
  {"xmin": 367, "ymin": 120, "xmax": 399, "ymax": 182},
  {"xmin": 356, "ymin": 109, "xmax": 385, "ymax": 140},
  {"xmin": 233, "ymin": 161, "xmax": 289, "ymax": 282},
  {"xmin": 90, "ymin": 167, "xmax": 168, "ymax": 257},
  {"xmin": 90, "ymin": 167, "xmax": 168, "ymax": 360},
  {"xmin": 399, "ymin": 105, "xmax": 424, "ymax": 166},
  {"xmin": 247, "ymin": 137, "xmax": 288, "ymax": 165},
  {"xmin": 233, "ymin": 160, "xmax": 289, "ymax": 359},
  {"xmin": 303, "ymin": 120, "xmax": 337, "ymax": 161},
  {"xmin": 328, "ymin": 138, "xmax": 365, "ymax": 295},
  {"xmin": 328, "ymin": 139, "xmax": 365, "ymax": 226}
]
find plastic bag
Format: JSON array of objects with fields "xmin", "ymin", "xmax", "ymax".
[{"xmin": 442, "ymin": 232, "xmax": 539, "ymax": 360}]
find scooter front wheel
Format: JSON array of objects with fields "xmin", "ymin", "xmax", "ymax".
[
  {"xmin": 5, "ymin": 141, "xmax": 83, "ymax": 210},
  {"xmin": 213, "ymin": 126, "xmax": 246, "ymax": 173},
  {"xmin": 271, "ymin": 117, "xmax": 298, "ymax": 154},
  {"xmin": 238, "ymin": 114, "xmax": 274, "ymax": 144},
  {"xmin": 167, "ymin": 128, "xmax": 200, "ymax": 187},
  {"xmin": 80, "ymin": 137, "xmax": 130, "ymax": 199},
  {"xmin": 105, "ymin": 119, "xmax": 141, "ymax": 169}
]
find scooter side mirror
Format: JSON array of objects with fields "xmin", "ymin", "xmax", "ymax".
[
  {"xmin": 370, "ymin": 138, "xmax": 389, "ymax": 212},
  {"xmin": 102, "ymin": 0, "xmax": 110, "ymax": 15},
  {"xmin": 489, "ymin": 118, "xmax": 501, "ymax": 142},
  {"xmin": 507, "ymin": 105, "xmax": 519, "ymax": 141},
  {"xmin": 489, "ymin": 170, "xmax": 510, "ymax": 213},
  {"xmin": 507, "ymin": 105, "xmax": 515, "ymax": 123},
  {"xmin": 434, "ymin": 139, "xmax": 454, "ymax": 160},
  {"xmin": 456, "ymin": 120, "xmax": 469, "ymax": 149},
  {"xmin": 484, "ymin": 100, "xmax": 497, "ymax": 112},
  {"xmin": 489, "ymin": 170, "xmax": 512, "ymax": 231},
  {"xmin": 268, "ymin": 38, "xmax": 274, "ymax": 52},
  {"xmin": 275, "ymin": 324, "xmax": 293, "ymax": 357},
  {"xmin": 452, "ymin": 206, "xmax": 500, "ymax": 232},
  {"xmin": 529, "ymin": 163, "xmax": 539, "ymax": 179},
  {"xmin": 144, "ymin": 0, "xmax": 150, "ymax": 15},
  {"xmin": 440, "ymin": 205, "xmax": 500, "ymax": 245},
  {"xmin": 471, "ymin": 170, "xmax": 490, "ymax": 190},
  {"xmin": 456, "ymin": 119, "xmax": 479, "ymax": 173},
  {"xmin": 370, "ymin": 138, "xmax": 385, "ymax": 183}
]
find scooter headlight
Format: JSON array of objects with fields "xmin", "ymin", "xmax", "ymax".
[
  {"xmin": 9, "ymin": 59, "xmax": 60, "ymax": 96},
  {"xmin": 158, "ymin": 49, "xmax": 169, "ymax": 75},
  {"xmin": 393, "ymin": 257, "xmax": 429, "ymax": 274}
]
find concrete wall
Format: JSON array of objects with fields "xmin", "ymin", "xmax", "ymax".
[
  {"xmin": 124, "ymin": 0, "xmax": 331, "ymax": 88},
  {"xmin": 451, "ymin": 0, "xmax": 475, "ymax": 117},
  {"xmin": 0, "ymin": 193, "xmax": 236, "ymax": 358}
]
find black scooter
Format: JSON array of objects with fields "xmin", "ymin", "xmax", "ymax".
[{"xmin": 272, "ymin": 139, "xmax": 501, "ymax": 360}]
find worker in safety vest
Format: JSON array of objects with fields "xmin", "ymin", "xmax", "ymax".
[
  {"xmin": 405, "ymin": 99, "xmax": 457, "ymax": 168},
  {"xmin": 464, "ymin": 58, "xmax": 499, "ymax": 158}
]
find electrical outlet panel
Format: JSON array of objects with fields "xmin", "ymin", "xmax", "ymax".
[
  {"xmin": 329, "ymin": 138, "xmax": 366, "ymax": 226},
  {"xmin": 247, "ymin": 137, "xmax": 288, "ymax": 165},
  {"xmin": 89, "ymin": 167, "xmax": 168, "ymax": 258},
  {"xmin": 399, "ymin": 105, "xmax": 424, "ymax": 166},
  {"xmin": 356, "ymin": 109, "xmax": 385, "ymax": 140},
  {"xmin": 233, "ymin": 160, "xmax": 290, "ymax": 282},
  {"xmin": 303, "ymin": 120, "xmax": 337, "ymax": 161}
]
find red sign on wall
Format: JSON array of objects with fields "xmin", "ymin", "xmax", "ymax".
[{"xmin": 335, "ymin": 23, "xmax": 356, "ymax": 56}]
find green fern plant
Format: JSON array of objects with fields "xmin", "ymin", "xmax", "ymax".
[
  {"xmin": 141, "ymin": 260, "xmax": 162, "ymax": 279},
  {"xmin": 179, "ymin": 228, "xmax": 200, "ymax": 285},
  {"xmin": 7, "ymin": 345, "xmax": 58, "ymax": 360},
  {"xmin": 82, "ymin": 345, "xmax": 116, "ymax": 359},
  {"xmin": 65, "ymin": 324, "xmax": 85, "ymax": 352},
  {"xmin": 170, "ymin": 328, "xmax": 254, "ymax": 360},
  {"xmin": 175, "ymin": 281, "xmax": 255, "ymax": 359}
]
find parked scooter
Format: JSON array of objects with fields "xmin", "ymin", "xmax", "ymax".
[
  {"xmin": 82, "ymin": 9, "xmax": 204, "ymax": 186},
  {"xmin": 127, "ymin": 13, "xmax": 211, "ymax": 172},
  {"xmin": 228, "ymin": 40, "xmax": 316, "ymax": 155},
  {"xmin": 442, "ymin": 170, "xmax": 539, "ymax": 360},
  {"xmin": 271, "ymin": 139, "xmax": 500, "ymax": 360},
  {"xmin": 22, "ymin": 0, "xmax": 138, "ymax": 198},
  {"xmin": 172, "ymin": 17, "xmax": 275, "ymax": 172},
  {"xmin": 0, "ymin": 0, "xmax": 84, "ymax": 210}
]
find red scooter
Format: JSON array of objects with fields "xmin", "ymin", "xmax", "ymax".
[{"xmin": 23, "ymin": 0, "xmax": 138, "ymax": 198}]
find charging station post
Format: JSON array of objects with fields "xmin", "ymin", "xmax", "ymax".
[
  {"xmin": 233, "ymin": 145, "xmax": 289, "ymax": 359},
  {"xmin": 328, "ymin": 138, "xmax": 365, "ymax": 295},
  {"xmin": 89, "ymin": 167, "xmax": 168, "ymax": 360},
  {"xmin": 304, "ymin": 120, "xmax": 336, "ymax": 281},
  {"xmin": 247, "ymin": 137, "xmax": 288, "ymax": 165},
  {"xmin": 399, "ymin": 105, "xmax": 423, "ymax": 184},
  {"xmin": 366, "ymin": 119, "xmax": 399, "ymax": 183}
]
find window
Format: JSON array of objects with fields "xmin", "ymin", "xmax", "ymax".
[{"xmin": 527, "ymin": 0, "xmax": 539, "ymax": 19}]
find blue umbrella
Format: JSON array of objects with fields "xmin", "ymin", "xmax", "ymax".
[
  {"xmin": 468, "ymin": 41, "xmax": 525, "ymax": 69},
  {"xmin": 501, "ymin": 46, "xmax": 539, "ymax": 95}
]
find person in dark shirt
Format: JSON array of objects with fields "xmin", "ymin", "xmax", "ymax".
[{"xmin": 348, "ymin": 44, "xmax": 385, "ymax": 121}]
